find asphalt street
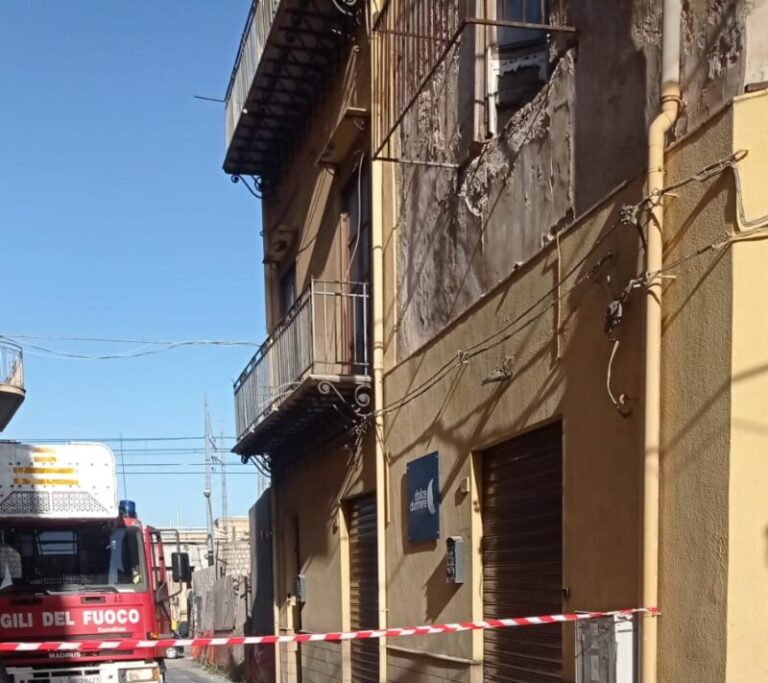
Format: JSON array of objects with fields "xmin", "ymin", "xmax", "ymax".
[{"xmin": 166, "ymin": 658, "xmax": 231, "ymax": 683}]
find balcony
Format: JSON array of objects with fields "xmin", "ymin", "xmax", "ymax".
[
  {"xmin": 0, "ymin": 341, "xmax": 25, "ymax": 431},
  {"xmin": 233, "ymin": 280, "xmax": 371, "ymax": 459},
  {"xmin": 223, "ymin": 0, "xmax": 360, "ymax": 179}
]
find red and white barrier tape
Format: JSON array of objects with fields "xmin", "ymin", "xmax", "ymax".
[{"xmin": 0, "ymin": 608, "xmax": 658, "ymax": 653}]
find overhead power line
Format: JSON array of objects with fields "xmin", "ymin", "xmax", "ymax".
[
  {"xmin": 109, "ymin": 471, "xmax": 260, "ymax": 476},
  {"xmin": 0, "ymin": 335, "xmax": 259, "ymax": 361},
  {"xmin": 118, "ymin": 462, "xmax": 251, "ymax": 468},
  {"xmin": 13, "ymin": 436, "xmax": 235, "ymax": 443},
  {"xmin": 2, "ymin": 334, "xmax": 258, "ymax": 346}
]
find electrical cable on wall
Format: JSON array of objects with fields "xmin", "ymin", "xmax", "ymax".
[
  {"xmin": 344, "ymin": 152, "xmax": 367, "ymax": 282},
  {"xmin": 351, "ymin": 151, "xmax": 768, "ymax": 422}
]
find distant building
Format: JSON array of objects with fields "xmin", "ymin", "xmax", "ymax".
[
  {"xmin": 215, "ymin": 515, "xmax": 251, "ymax": 577},
  {"xmin": 162, "ymin": 527, "xmax": 208, "ymax": 626}
]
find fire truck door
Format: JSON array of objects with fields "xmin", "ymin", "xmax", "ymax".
[{"xmin": 149, "ymin": 530, "xmax": 171, "ymax": 630}]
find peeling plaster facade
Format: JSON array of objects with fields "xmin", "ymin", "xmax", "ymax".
[{"xmin": 394, "ymin": 0, "xmax": 766, "ymax": 360}]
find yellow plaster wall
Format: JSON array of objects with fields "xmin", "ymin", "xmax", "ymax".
[
  {"xmin": 725, "ymin": 89, "xmax": 768, "ymax": 682},
  {"xmin": 382, "ymin": 177, "xmax": 649, "ymax": 677},
  {"xmin": 656, "ymin": 109, "xmax": 734, "ymax": 683},
  {"xmin": 382, "ymin": 108, "xmax": 740, "ymax": 681},
  {"xmin": 272, "ymin": 433, "xmax": 376, "ymax": 682}
]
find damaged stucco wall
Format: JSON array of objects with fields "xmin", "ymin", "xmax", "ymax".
[
  {"xmin": 396, "ymin": 49, "xmax": 575, "ymax": 359},
  {"xmin": 394, "ymin": 0, "xmax": 763, "ymax": 361}
]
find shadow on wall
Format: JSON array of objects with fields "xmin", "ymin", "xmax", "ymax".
[
  {"xmin": 572, "ymin": 0, "xmax": 651, "ymax": 213},
  {"xmin": 425, "ymin": 552, "xmax": 460, "ymax": 622}
]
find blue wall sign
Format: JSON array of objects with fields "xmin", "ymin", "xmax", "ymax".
[{"xmin": 407, "ymin": 451, "xmax": 440, "ymax": 543}]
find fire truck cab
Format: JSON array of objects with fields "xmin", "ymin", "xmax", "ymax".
[{"xmin": 0, "ymin": 442, "xmax": 191, "ymax": 683}]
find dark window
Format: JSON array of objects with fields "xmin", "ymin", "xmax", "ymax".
[
  {"xmin": 497, "ymin": 0, "xmax": 545, "ymax": 48},
  {"xmin": 279, "ymin": 264, "xmax": 297, "ymax": 319},
  {"xmin": 342, "ymin": 159, "xmax": 372, "ymax": 371},
  {"xmin": 495, "ymin": 0, "xmax": 549, "ymax": 115},
  {"xmin": 343, "ymin": 160, "xmax": 371, "ymax": 285}
]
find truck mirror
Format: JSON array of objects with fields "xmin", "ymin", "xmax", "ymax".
[{"xmin": 171, "ymin": 552, "xmax": 191, "ymax": 583}]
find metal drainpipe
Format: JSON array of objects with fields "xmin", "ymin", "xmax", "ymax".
[
  {"xmin": 369, "ymin": 6, "xmax": 387, "ymax": 679},
  {"xmin": 270, "ymin": 486, "xmax": 282, "ymax": 683},
  {"xmin": 371, "ymin": 156, "xmax": 388, "ymax": 683},
  {"xmin": 643, "ymin": 0, "xmax": 681, "ymax": 680}
]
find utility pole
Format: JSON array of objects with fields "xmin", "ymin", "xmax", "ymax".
[
  {"xmin": 203, "ymin": 398, "xmax": 214, "ymax": 567},
  {"xmin": 218, "ymin": 428, "xmax": 229, "ymax": 541}
]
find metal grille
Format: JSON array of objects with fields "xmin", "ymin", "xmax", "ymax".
[
  {"xmin": 11, "ymin": 667, "xmax": 102, "ymax": 683},
  {"xmin": 50, "ymin": 492, "xmax": 108, "ymax": 514},
  {"xmin": 0, "ymin": 491, "xmax": 50, "ymax": 514},
  {"xmin": 0, "ymin": 491, "xmax": 107, "ymax": 515},
  {"xmin": 348, "ymin": 494, "xmax": 378, "ymax": 683},
  {"xmin": 372, "ymin": 0, "xmax": 574, "ymax": 162},
  {"xmin": 482, "ymin": 422, "xmax": 563, "ymax": 681}
]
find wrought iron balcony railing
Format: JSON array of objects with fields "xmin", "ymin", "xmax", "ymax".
[
  {"xmin": 234, "ymin": 280, "xmax": 371, "ymax": 456},
  {"xmin": 0, "ymin": 341, "xmax": 25, "ymax": 431},
  {"xmin": 223, "ymin": 0, "xmax": 360, "ymax": 178},
  {"xmin": 0, "ymin": 341, "xmax": 24, "ymax": 389},
  {"xmin": 224, "ymin": 0, "xmax": 280, "ymax": 152}
]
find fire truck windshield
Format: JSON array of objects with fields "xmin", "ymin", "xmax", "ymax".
[{"xmin": 0, "ymin": 523, "xmax": 148, "ymax": 593}]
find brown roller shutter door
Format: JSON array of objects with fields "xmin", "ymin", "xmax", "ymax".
[
  {"xmin": 348, "ymin": 494, "xmax": 379, "ymax": 683},
  {"xmin": 483, "ymin": 421, "xmax": 563, "ymax": 682}
]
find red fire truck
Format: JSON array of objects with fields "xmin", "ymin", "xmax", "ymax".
[{"xmin": 0, "ymin": 442, "xmax": 191, "ymax": 683}]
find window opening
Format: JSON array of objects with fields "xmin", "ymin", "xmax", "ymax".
[
  {"xmin": 497, "ymin": 0, "xmax": 546, "ymax": 49},
  {"xmin": 0, "ymin": 524, "xmax": 147, "ymax": 592},
  {"xmin": 371, "ymin": 1, "xmax": 574, "ymax": 163},
  {"xmin": 342, "ymin": 158, "xmax": 371, "ymax": 372},
  {"xmin": 279, "ymin": 264, "xmax": 297, "ymax": 319},
  {"xmin": 492, "ymin": 1, "xmax": 550, "ymax": 127}
]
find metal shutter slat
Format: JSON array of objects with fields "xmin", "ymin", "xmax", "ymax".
[
  {"xmin": 348, "ymin": 494, "xmax": 379, "ymax": 683},
  {"xmin": 483, "ymin": 422, "xmax": 563, "ymax": 682}
]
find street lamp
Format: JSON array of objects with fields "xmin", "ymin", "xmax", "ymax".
[{"xmin": 203, "ymin": 488, "xmax": 214, "ymax": 567}]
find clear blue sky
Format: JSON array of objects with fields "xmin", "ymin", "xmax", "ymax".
[{"xmin": 0, "ymin": 2, "xmax": 265, "ymax": 528}]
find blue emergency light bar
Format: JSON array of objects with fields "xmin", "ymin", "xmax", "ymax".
[{"xmin": 119, "ymin": 500, "xmax": 137, "ymax": 518}]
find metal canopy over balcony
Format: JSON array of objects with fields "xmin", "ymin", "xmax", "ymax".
[
  {"xmin": 223, "ymin": 0, "xmax": 361, "ymax": 179},
  {"xmin": 0, "ymin": 341, "xmax": 25, "ymax": 431},
  {"xmin": 233, "ymin": 280, "xmax": 371, "ymax": 459}
]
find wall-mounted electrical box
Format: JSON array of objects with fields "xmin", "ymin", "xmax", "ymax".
[
  {"xmin": 576, "ymin": 613, "xmax": 637, "ymax": 682},
  {"xmin": 445, "ymin": 536, "xmax": 465, "ymax": 584},
  {"xmin": 294, "ymin": 574, "xmax": 307, "ymax": 603}
]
